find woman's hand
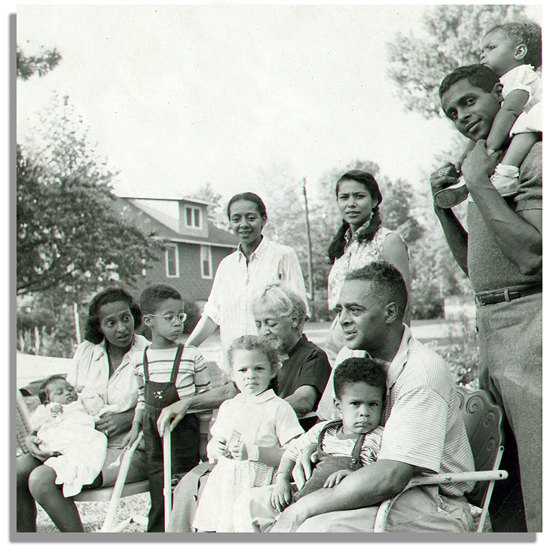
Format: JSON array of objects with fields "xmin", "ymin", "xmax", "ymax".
[
  {"xmin": 25, "ymin": 434, "xmax": 60, "ymax": 462},
  {"xmin": 95, "ymin": 411, "xmax": 129, "ymax": 438},
  {"xmin": 323, "ymin": 469, "xmax": 352, "ymax": 488},
  {"xmin": 271, "ymin": 477, "xmax": 293, "ymax": 512},
  {"xmin": 157, "ymin": 399, "xmax": 190, "ymax": 436},
  {"xmin": 121, "ymin": 426, "xmax": 141, "ymax": 450}
]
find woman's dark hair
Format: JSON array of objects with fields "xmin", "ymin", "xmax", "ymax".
[
  {"xmin": 226, "ymin": 192, "xmax": 268, "ymax": 220},
  {"xmin": 327, "ymin": 170, "xmax": 383, "ymax": 264},
  {"xmin": 84, "ymin": 287, "xmax": 142, "ymax": 344}
]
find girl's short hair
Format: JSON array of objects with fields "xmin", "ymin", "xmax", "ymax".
[
  {"xmin": 227, "ymin": 335, "xmax": 281, "ymax": 382},
  {"xmin": 84, "ymin": 287, "xmax": 142, "ymax": 344},
  {"xmin": 252, "ymin": 283, "xmax": 308, "ymax": 329},
  {"xmin": 226, "ymin": 192, "xmax": 268, "ymax": 220},
  {"xmin": 327, "ymin": 170, "xmax": 383, "ymax": 264},
  {"xmin": 486, "ymin": 21, "xmax": 542, "ymax": 69}
]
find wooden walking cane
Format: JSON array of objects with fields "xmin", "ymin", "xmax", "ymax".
[
  {"xmin": 163, "ymin": 426, "xmax": 172, "ymax": 532},
  {"xmin": 100, "ymin": 432, "xmax": 144, "ymax": 532}
]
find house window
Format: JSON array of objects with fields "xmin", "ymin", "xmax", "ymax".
[
  {"xmin": 165, "ymin": 244, "xmax": 179, "ymax": 278},
  {"xmin": 185, "ymin": 206, "xmax": 202, "ymax": 229},
  {"xmin": 200, "ymin": 245, "xmax": 212, "ymax": 279}
]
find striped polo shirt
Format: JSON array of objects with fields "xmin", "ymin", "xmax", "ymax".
[
  {"xmin": 317, "ymin": 326, "xmax": 474, "ymax": 497},
  {"xmin": 132, "ymin": 346, "xmax": 211, "ymax": 408}
]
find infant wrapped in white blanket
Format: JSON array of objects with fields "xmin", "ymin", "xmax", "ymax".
[{"xmin": 30, "ymin": 376, "xmax": 112, "ymax": 497}]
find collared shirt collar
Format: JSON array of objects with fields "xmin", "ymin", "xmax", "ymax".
[
  {"xmin": 386, "ymin": 324, "xmax": 414, "ymax": 391},
  {"xmin": 92, "ymin": 334, "xmax": 148, "ymax": 364},
  {"xmin": 344, "ymin": 217, "xmax": 373, "ymax": 246},
  {"xmin": 287, "ymin": 334, "xmax": 307, "ymax": 358},
  {"xmin": 238, "ymin": 388, "xmax": 276, "ymax": 404},
  {"xmin": 237, "ymin": 235, "xmax": 268, "ymax": 263}
]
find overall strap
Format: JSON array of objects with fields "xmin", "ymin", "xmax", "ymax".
[
  {"xmin": 142, "ymin": 347, "xmax": 150, "ymax": 382},
  {"xmin": 169, "ymin": 345, "xmax": 184, "ymax": 384},
  {"xmin": 350, "ymin": 431, "xmax": 368, "ymax": 464},
  {"xmin": 317, "ymin": 420, "xmax": 344, "ymax": 448}
]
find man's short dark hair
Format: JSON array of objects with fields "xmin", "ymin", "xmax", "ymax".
[
  {"xmin": 333, "ymin": 357, "xmax": 387, "ymax": 400},
  {"xmin": 439, "ymin": 64, "xmax": 499, "ymax": 100},
  {"xmin": 140, "ymin": 284, "xmax": 182, "ymax": 315},
  {"xmin": 38, "ymin": 375, "xmax": 68, "ymax": 405},
  {"xmin": 486, "ymin": 21, "xmax": 542, "ymax": 69},
  {"xmin": 345, "ymin": 261, "xmax": 408, "ymax": 320}
]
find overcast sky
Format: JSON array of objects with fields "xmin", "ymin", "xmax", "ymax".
[{"xmin": 16, "ymin": 2, "xmax": 542, "ymax": 203}]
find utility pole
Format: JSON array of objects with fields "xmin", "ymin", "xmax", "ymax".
[{"xmin": 301, "ymin": 177, "xmax": 315, "ymax": 320}]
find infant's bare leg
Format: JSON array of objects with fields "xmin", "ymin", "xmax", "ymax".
[{"xmin": 501, "ymin": 132, "xmax": 540, "ymax": 168}]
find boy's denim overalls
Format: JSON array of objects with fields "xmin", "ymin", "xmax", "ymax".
[{"xmin": 141, "ymin": 345, "xmax": 200, "ymax": 532}]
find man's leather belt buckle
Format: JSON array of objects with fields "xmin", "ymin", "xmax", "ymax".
[{"xmin": 475, "ymin": 284, "xmax": 542, "ymax": 306}]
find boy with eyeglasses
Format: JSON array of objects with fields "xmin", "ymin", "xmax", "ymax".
[{"xmin": 125, "ymin": 284, "xmax": 211, "ymax": 532}]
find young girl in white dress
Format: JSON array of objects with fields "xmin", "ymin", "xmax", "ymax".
[{"xmin": 192, "ymin": 335, "xmax": 304, "ymax": 532}]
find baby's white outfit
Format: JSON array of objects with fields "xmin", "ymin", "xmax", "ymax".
[
  {"xmin": 192, "ymin": 389, "xmax": 303, "ymax": 532},
  {"xmin": 31, "ymin": 398, "xmax": 109, "ymax": 497},
  {"xmin": 500, "ymin": 64, "xmax": 542, "ymax": 136}
]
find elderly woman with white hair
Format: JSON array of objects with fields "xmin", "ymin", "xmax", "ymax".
[
  {"xmin": 167, "ymin": 284, "xmax": 331, "ymax": 533},
  {"xmin": 253, "ymin": 284, "xmax": 331, "ymax": 419}
]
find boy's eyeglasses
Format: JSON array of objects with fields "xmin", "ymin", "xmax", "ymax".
[{"xmin": 149, "ymin": 312, "xmax": 187, "ymax": 324}]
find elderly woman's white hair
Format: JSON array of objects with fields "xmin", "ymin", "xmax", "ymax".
[{"xmin": 252, "ymin": 283, "xmax": 308, "ymax": 329}]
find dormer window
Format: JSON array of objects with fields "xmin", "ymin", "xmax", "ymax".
[{"xmin": 185, "ymin": 206, "xmax": 202, "ymax": 229}]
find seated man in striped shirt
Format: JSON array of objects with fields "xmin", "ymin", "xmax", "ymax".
[
  {"xmin": 124, "ymin": 284, "xmax": 210, "ymax": 532},
  {"xmin": 263, "ymin": 262, "xmax": 475, "ymax": 532}
]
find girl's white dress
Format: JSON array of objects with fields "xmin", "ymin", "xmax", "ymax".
[
  {"xmin": 31, "ymin": 400, "xmax": 108, "ymax": 497},
  {"xmin": 192, "ymin": 389, "xmax": 303, "ymax": 532},
  {"xmin": 500, "ymin": 64, "xmax": 542, "ymax": 136}
]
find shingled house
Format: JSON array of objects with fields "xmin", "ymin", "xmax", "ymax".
[{"xmin": 117, "ymin": 195, "xmax": 238, "ymax": 308}]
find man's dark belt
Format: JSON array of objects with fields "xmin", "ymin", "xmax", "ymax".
[{"xmin": 475, "ymin": 283, "xmax": 542, "ymax": 306}]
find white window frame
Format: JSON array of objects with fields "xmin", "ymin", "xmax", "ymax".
[
  {"xmin": 200, "ymin": 245, "xmax": 212, "ymax": 279},
  {"xmin": 185, "ymin": 206, "xmax": 202, "ymax": 229},
  {"xmin": 165, "ymin": 244, "xmax": 179, "ymax": 278}
]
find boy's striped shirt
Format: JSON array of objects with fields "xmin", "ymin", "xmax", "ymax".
[{"xmin": 131, "ymin": 346, "xmax": 211, "ymax": 408}]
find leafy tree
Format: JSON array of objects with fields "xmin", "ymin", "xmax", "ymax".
[
  {"xmin": 17, "ymin": 95, "xmax": 159, "ymax": 299},
  {"xmin": 17, "ymin": 46, "xmax": 62, "ymax": 80},
  {"xmin": 253, "ymin": 160, "xmax": 424, "ymax": 319},
  {"xmin": 191, "ymin": 182, "xmax": 227, "ymax": 229},
  {"xmin": 386, "ymin": 4, "xmax": 530, "ymax": 119}
]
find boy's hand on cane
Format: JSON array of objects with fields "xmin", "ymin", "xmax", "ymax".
[
  {"xmin": 121, "ymin": 425, "xmax": 141, "ymax": 450},
  {"xmin": 157, "ymin": 399, "xmax": 189, "ymax": 436}
]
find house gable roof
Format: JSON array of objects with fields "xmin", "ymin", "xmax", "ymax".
[{"xmin": 119, "ymin": 198, "xmax": 238, "ymax": 249}]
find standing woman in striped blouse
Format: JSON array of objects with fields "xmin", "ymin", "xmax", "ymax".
[{"xmin": 325, "ymin": 170, "xmax": 411, "ymax": 361}]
